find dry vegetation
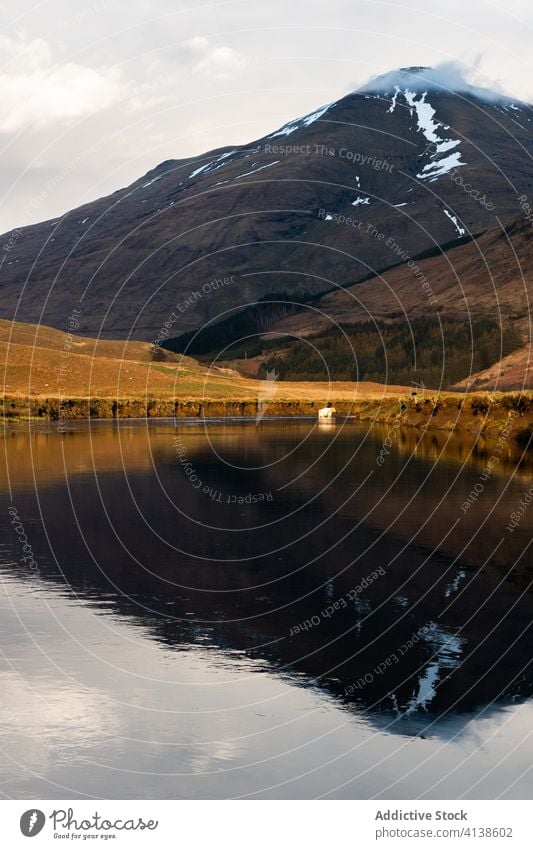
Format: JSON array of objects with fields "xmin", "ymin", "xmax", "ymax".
[{"xmin": 0, "ymin": 318, "xmax": 409, "ymax": 405}]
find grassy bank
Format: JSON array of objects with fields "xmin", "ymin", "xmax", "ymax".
[{"xmin": 2, "ymin": 391, "xmax": 532, "ymax": 448}]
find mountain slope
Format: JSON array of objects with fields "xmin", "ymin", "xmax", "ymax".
[
  {"xmin": 164, "ymin": 214, "xmax": 532, "ymax": 389},
  {"xmin": 272, "ymin": 213, "xmax": 533, "ymax": 333},
  {"xmin": 452, "ymin": 343, "xmax": 533, "ymax": 391},
  {"xmin": 1, "ymin": 66, "xmax": 532, "ymax": 340}
]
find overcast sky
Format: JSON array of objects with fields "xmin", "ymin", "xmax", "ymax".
[{"xmin": 1, "ymin": 0, "xmax": 532, "ymax": 232}]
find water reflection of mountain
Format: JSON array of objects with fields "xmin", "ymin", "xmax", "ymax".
[{"xmin": 2, "ymin": 421, "xmax": 532, "ymax": 736}]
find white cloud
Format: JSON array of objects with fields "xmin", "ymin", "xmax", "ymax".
[
  {"xmin": 0, "ymin": 34, "xmax": 123, "ymax": 133},
  {"xmin": 184, "ymin": 36, "xmax": 210, "ymax": 55},
  {"xmin": 122, "ymin": 37, "xmax": 245, "ymax": 113},
  {"xmin": 184, "ymin": 36, "xmax": 245, "ymax": 79}
]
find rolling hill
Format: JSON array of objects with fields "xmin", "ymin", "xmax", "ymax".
[{"xmin": 0, "ymin": 318, "xmax": 408, "ymax": 404}]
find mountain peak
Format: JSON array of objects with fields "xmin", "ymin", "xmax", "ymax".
[
  {"xmin": 357, "ymin": 62, "xmax": 518, "ymax": 103},
  {"xmin": 398, "ymin": 66, "xmax": 431, "ymax": 73}
]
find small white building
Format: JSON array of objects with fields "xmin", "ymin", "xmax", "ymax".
[{"xmin": 318, "ymin": 404, "xmax": 336, "ymax": 419}]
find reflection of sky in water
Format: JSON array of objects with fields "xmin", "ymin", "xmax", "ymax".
[{"xmin": 0, "ymin": 576, "xmax": 531, "ymax": 800}]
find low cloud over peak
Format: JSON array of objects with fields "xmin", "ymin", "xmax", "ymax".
[{"xmin": 358, "ymin": 61, "xmax": 519, "ymax": 103}]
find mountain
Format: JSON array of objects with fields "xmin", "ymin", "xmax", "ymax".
[{"xmin": 1, "ymin": 66, "xmax": 532, "ymax": 340}]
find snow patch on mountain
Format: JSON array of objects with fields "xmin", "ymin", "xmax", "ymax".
[
  {"xmin": 268, "ymin": 100, "xmax": 337, "ymax": 139},
  {"xmin": 189, "ymin": 150, "xmax": 237, "ymax": 179},
  {"xmin": 404, "ymin": 89, "xmax": 445, "ymax": 144},
  {"xmin": 397, "ymin": 89, "xmax": 466, "ymax": 181},
  {"xmin": 388, "ymin": 87, "xmax": 400, "ymax": 113},
  {"xmin": 443, "ymin": 209, "xmax": 465, "ymax": 236},
  {"xmin": 417, "ymin": 150, "xmax": 464, "ymax": 180},
  {"xmin": 141, "ymin": 176, "xmax": 162, "ymax": 189},
  {"xmin": 235, "ymin": 160, "xmax": 280, "ymax": 179}
]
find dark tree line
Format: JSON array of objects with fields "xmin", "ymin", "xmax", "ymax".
[
  {"xmin": 162, "ymin": 292, "xmax": 315, "ymax": 357},
  {"xmin": 259, "ymin": 318, "xmax": 522, "ymax": 388}
]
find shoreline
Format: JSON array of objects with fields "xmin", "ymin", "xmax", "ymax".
[{"xmin": 2, "ymin": 392, "xmax": 532, "ymax": 447}]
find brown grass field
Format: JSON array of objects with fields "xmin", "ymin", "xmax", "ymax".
[{"xmin": 0, "ymin": 318, "xmax": 410, "ymax": 403}]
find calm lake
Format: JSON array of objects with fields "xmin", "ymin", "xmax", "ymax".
[{"xmin": 1, "ymin": 418, "xmax": 532, "ymax": 799}]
